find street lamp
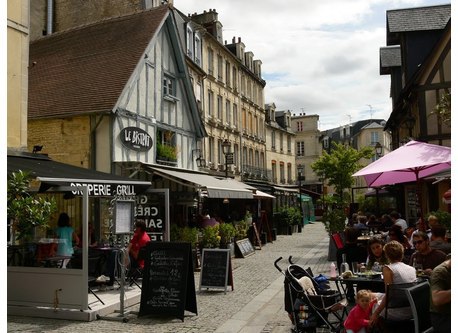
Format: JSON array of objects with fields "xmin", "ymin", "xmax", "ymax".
[
  {"xmin": 192, "ymin": 149, "xmax": 206, "ymax": 167},
  {"xmin": 221, "ymin": 139, "xmax": 233, "ymax": 178},
  {"xmin": 404, "ymin": 113, "xmax": 416, "ymax": 137},
  {"xmin": 375, "ymin": 142, "xmax": 383, "ymax": 158},
  {"xmin": 297, "ymin": 165, "xmax": 304, "ymax": 226}
]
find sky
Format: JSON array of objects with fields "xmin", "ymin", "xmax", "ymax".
[{"xmin": 174, "ymin": 0, "xmax": 450, "ymax": 130}]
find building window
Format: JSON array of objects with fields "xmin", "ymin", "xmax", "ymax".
[
  {"xmin": 280, "ymin": 133, "xmax": 284, "ymax": 152},
  {"xmin": 370, "ymin": 132, "xmax": 379, "ymax": 145},
  {"xmin": 233, "ymin": 104, "xmax": 238, "ymax": 129},
  {"xmin": 217, "ymin": 95, "xmax": 223, "ymax": 120},
  {"xmin": 207, "ymin": 90, "xmax": 214, "ymax": 116},
  {"xmin": 271, "ymin": 161, "xmax": 277, "ymax": 183},
  {"xmin": 280, "ymin": 162, "xmax": 285, "ymax": 183},
  {"xmin": 217, "ymin": 55, "xmax": 223, "ymax": 80},
  {"xmin": 272, "ymin": 130, "xmax": 276, "ymax": 149},
  {"xmin": 287, "ymin": 163, "xmax": 292, "ymax": 183},
  {"xmin": 287, "ymin": 136, "xmax": 291, "ymax": 153},
  {"xmin": 225, "ymin": 99, "xmax": 231, "ymax": 125},
  {"xmin": 232, "ymin": 66, "xmax": 237, "ymax": 90},
  {"xmin": 225, "ymin": 61, "xmax": 231, "ymax": 87},
  {"xmin": 163, "ymin": 74, "xmax": 176, "ymax": 98},
  {"xmin": 186, "ymin": 26, "xmax": 194, "ymax": 58},
  {"xmin": 194, "ymin": 35, "xmax": 201, "ymax": 66},
  {"xmin": 296, "ymin": 141, "xmax": 304, "ymax": 156},
  {"xmin": 297, "ymin": 121, "xmax": 303, "ymax": 132},
  {"xmin": 207, "ymin": 48, "xmax": 214, "ymax": 75}
]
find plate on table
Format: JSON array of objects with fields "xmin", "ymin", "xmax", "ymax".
[{"xmin": 356, "ymin": 271, "xmax": 382, "ymax": 279}]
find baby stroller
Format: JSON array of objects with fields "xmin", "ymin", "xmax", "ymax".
[{"xmin": 274, "ymin": 257, "xmax": 348, "ymax": 333}]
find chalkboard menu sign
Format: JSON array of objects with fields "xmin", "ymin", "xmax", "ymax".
[
  {"xmin": 235, "ymin": 238, "xmax": 255, "ymax": 258},
  {"xmin": 199, "ymin": 249, "xmax": 232, "ymax": 293},
  {"xmin": 138, "ymin": 242, "xmax": 197, "ymax": 321}
]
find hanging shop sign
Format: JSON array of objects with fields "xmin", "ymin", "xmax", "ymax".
[{"xmin": 120, "ymin": 126, "xmax": 153, "ymax": 152}]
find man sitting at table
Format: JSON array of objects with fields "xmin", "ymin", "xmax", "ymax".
[
  {"xmin": 127, "ymin": 220, "xmax": 151, "ymax": 270},
  {"xmin": 429, "ymin": 225, "xmax": 451, "ymax": 255},
  {"xmin": 409, "ymin": 231, "xmax": 447, "ymax": 276}
]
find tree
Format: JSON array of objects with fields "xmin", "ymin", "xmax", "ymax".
[
  {"xmin": 311, "ymin": 142, "xmax": 373, "ymax": 207},
  {"xmin": 7, "ymin": 170, "xmax": 57, "ymax": 242}
]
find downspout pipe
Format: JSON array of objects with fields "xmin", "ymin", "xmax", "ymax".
[{"xmin": 47, "ymin": 0, "xmax": 53, "ymax": 35}]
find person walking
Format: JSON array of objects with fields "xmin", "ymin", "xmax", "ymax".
[{"xmin": 55, "ymin": 212, "xmax": 79, "ymax": 268}]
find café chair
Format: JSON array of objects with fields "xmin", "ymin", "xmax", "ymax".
[
  {"xmin": 406, "ymin": 281, "xmax": 434, "ymax": 333},
  {"xmin": 382, "ymin": 282, "xmax": 417, "ymax": 332},
  {"xmin": 331, "ymin": 233, "xmax": 344, "ymax": 250},
  {"xmin": 126, "ymin": 244, "xmax": 149, "ymax": 289}
]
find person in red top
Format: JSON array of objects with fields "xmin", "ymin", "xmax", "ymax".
[
  {"xmin": 127, "ymin": 220, "xmax": 151, "ymax": 269},
  {"xmin": 344, "ymin": 289, "xmax": 377, "ymax": 333}
]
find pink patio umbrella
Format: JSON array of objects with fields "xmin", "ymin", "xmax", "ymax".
[{"xmin": 353, "ymin": 140, "xmax": 451, "ymax": 219}]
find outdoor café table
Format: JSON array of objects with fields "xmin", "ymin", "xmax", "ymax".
[{"xmin": 330, "ymin": 273, "xmax": 386, "ymax": 295}]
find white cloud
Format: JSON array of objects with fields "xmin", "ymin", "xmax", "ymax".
[{"xmin": 175, "ymin": 0, "xmax": 449, "ymax": 130}]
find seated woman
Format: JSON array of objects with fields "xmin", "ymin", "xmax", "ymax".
[
  {"xmin": 369, "ymin": 241, "xmax": 417, "ymax": 326},
  {"xmin": 365, "ymin": 237, "xmax": 389, "ymax": 271}
]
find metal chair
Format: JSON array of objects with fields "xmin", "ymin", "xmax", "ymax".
[
  {"xmin": 406, "ymin": 281, "xmax": 434, "ymax": 333},
  {"xmin": 382, "ymin": 282, "xmax": 417, "ymax": 332}
]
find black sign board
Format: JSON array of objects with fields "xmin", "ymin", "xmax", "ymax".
[
  {"xmin": 199, "ymin": 249, "xmax": 232, "ymax": 293},
  {"xmin": 120, "ymin": 126, "xmax": 153, "ymax": 152},
  {"xmin": 235, "ymin": 238, "xmax": 255, "ymax": 258},
  {"xmin": 225, "ymin": 153, "xmax": 234, "ymax": 165},
  {"xmin": 138, "ymin": 242, "xmax": 197, "ymax": 321}
]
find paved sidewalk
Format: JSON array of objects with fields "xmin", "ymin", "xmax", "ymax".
[{"xmin": 7, "ymin": 222, "xmax": 332, "ymax": 333}]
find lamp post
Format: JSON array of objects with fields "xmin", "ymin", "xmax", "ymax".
[
  {"xmin": 221, "ymin": 139, "xmax": 233, "ymax": 178},
  {"xmin": 297, "ymin": 165, "xmax": 304, "ymax": 226},
  {"xmin": 375, "ymin": 142, "xmax": 383, "ymax": 159}
]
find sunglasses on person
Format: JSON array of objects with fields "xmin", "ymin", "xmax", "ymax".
[{"xmin": 413, "ymin": 240, "xmax": 424, "ymax": 245}]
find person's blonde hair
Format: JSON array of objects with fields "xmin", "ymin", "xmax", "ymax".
[
  {"xmin": 356, "ymin": 289, "xmax": 371, "ymax": 301},
  {"xmin": 383, "ymin": 240, "xmax": 404, "ymax": 262}
]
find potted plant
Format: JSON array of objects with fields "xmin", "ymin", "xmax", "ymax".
[
  {"xmin": 218, "ymin": 223, "xmax": 236, "ymax": 245},
  {"xmin": 156, "ymin": 143, "xmax": 177, "ymax": 162},
  {"xmin": 234, "ymin": 219, "xmax": 249, "ymax": 240},
  {"xmin": 200, "ymin": 225, "xmax": 220, "ymax": 249},
  {"xmin": 7, "ymin": 170, "xmax": 57, "ymax": 244}
]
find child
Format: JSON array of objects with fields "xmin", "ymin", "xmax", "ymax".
[{"xmin": 344, "ymin": 289, "xmax": 377, "ymax": 333}]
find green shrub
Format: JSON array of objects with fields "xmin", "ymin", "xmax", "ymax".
[
  {"xmin": 218, "ymin": 222, "xmax": 236, "ymax": 244},
  {"xmin": 322, "ymin": 209, "xmax": 346, "ymax": 235},
  {"xmin": 234, "ymin": 220, "xmax": 249, "ymax": 239},
  {"xmin": 200, "ymin": 225, "xmax": 220, "ymax": 248},
  {"xmin": 427, "ymin": 210, "xmax": 451, "ymax": 231}
]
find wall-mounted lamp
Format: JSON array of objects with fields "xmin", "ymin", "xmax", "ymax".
[
  {"xmin": 192, "ymin": 149, "xmax": 206, "ymax": 168},
  {"xmin": 404, "ymin": 113, "xmax": 416, "ymax": 137},
  {"xmin": 223, "ymin": 198, "xmax": 229, "ymax": 204},
  {"xmin": 375, "ymin": 142, "xmax": 383, "ymax": 158},
  {"xmin": 32, "ymin": 145, "xmax": 43, "ymax": 153}
]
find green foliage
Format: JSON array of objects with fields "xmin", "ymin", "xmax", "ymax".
[
  {"xmin": 322, "ymin": 208, "xmax": 347, "ymax": 235},
  {"xmin": 234, "ymin": 219, "xmax": 250, "ymax": 239},
  {"xmin": 311, "ymin": 142, "xmax": 373, "ymax": 206},
  {"xmin": 200, "ymin": 225, "xmax": 220, "ymax": 248},
  {"xmin": 275, "ymin": 206, "xmax": 301, "ymax": 226},
  {"xmin": 287, "ymin": 207, "xmax": 302, "ymax": 226},
  {"xmin": 427, "ymin": 210, "xmax": 451, "ymax": 231},
  {"xmin": 7, "ymin": 170, "xmax": 57, "ymax": 241},
  {"xmin": 156, "ymin": 143, "xmax": 177, "ymax": 160},
  {"xmin": 170, "ymin": 224, "xmax": 199, "ymax": 248},
  {"xmin": 430, "ymin": 91, "xmax": 451, "ymax": 126},
  {"xmin": 218, "ymin": 222, "xmax": 236, "ymax": 244}
]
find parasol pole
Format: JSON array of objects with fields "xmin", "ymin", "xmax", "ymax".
[{"xmin": 415, "ymin": 169, "xmax": 423, "ymax": 225}]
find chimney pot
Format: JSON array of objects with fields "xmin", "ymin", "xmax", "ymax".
[{"xmin": 238, "ymin": 37, "xmax": 241, "ymax": 42}]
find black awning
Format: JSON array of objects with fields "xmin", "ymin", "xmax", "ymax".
[{"xmin": 7, "ymin": 152, "xmax": 151, "ymax": 196}]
